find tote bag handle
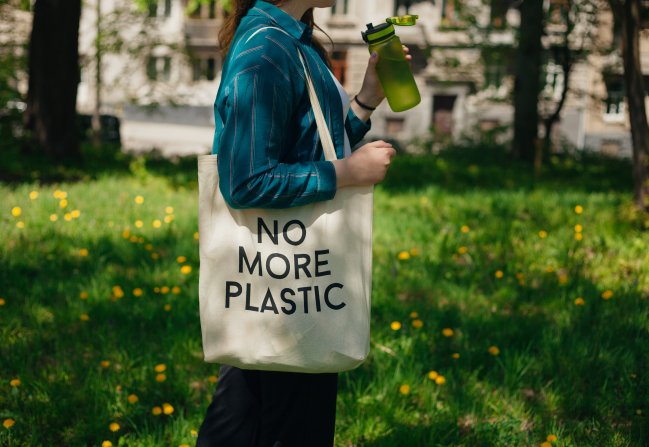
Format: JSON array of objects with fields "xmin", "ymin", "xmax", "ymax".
[{"xmin": 244, "ymin": 26, "xmax": 338, "ymax": 162}]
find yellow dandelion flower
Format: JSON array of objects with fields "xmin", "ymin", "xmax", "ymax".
[
  {"xmin": 427, "ymin": 370, "xmax": 439, "ymax": 380},
  {"xmin": 488, "ymin": 346, "xmax": 500, "ymax": 356},
  {"xmin": 64, "ymin": 213, "xmax": 72, "ymax": 221},
  {"xmin": 112, "ymin": 286, "xmax": 124, "ymax": 299},
  {"xmin": 80, "ymin": 313, "xmax": 90, "ymax": 321},
  {"xmin": 10, "ymin": 378, "xmax": 20, "ymax": 387},
  {"xmin": 172, "ymin": 286, "xmax": 181, "ymax": 294},
  {"xmin": 59, "ymin": 199, "xmax": 68, "ymax": 208},
  {"xmin": 191, "ymin": 429, "xmax": 198, "ymax": 437},
  {"xmin": 398, "ymin": 251, "xmax": 410, "ymax": 260},
  {"xmin": 452, "ymin": 353, "xmax": 460, "ymax": 359},
  {"xmin": 177, "ymin": 256, "xmax": 187, "ymax": 263},
  {"xmin": 134, "ymin": 195, "xmax": 144, "ymax": 204},
  {"xmin": 515, "ymin": 272, "xmax": 524, "ymax": 280},
  {"xmin": 390, "ymin": 321, "xmax": 402, "ymax": 331},
  {"xmin": 122, "ymin": 229, "xmax": 131, "ymax": 239},
  {"xmin": 208, "ymin": 375, "xmax": 218, "ymax": 384},
  {"xmin": 152, "ymin": 406, "xmax": 162, "ymax": 415},
  {"xmin": 71, "ymin": 209, "xmax": 80, "ymax": 218},
  {"xmin": 435, "ymin": 375, "xmax": 446, "ymax": 385},
  {"xmin": 29, "ymin": 191, "xmax": 39, "ymax": 200},
  {"xmin": 135, "ymin": 220, "xmax": 143, "ymax": 228},
  {"xmin": 127, "ymin": 394, "xmax": 139, "ymax": 404},
  {"xmin": 574, "ymin": 224, "xmax": 583, "ymax": 233},
  {"xmin": 538, "ymin": 230, "xmax": 548, "ymax": 238},
  {"xmin": 11, "ymin": 206, "xmax": 21, "ymax": 217},
  {"xmin": 133, "ymin": 288, "xmax": 143, "ymax": 297},
  {"xmin": 558, "ymin": 274, "xmax": 568, "ymax": 285},
  {"xmin": 145, "ymin": 243, "xmax": 153, "ymax": 251},
  {"xmin": 129, "ymin": 235, "xmax": 138, "ymax": 243},
  {"xmin": 3, "ymin": 418, "xmax": 15, "ymax": 429},
  {"xmin": 79, "ymin": 248, "xmax": 89, "ymax": 257},
  {"xmin": 409, "ymin": 247, "xmax": 420, "ymax": 257},
  {"xmin": 54, "ymin": 190, "xmax": 68, "ymax": 199},
  {"xmin": 399, "ymin": 384, "xmax": 410, "ymax": 395},
  {"xmin": 155, "ymin": 363, "xmax": 167, "ymax": 373},
  {"xmin": 495, "ymin": 270, "xmax": 504, "ymax": 279},
  {"xmin": 164, "ymin": 215, "xmax": 174, "ymax": 223},
  {"xmin": 161, "ymin": 286, "xmax": 170, "ymax": 294},
  {"xmin": 102, "ymin": 441, "xmax": 112, "ymax": 447},
  {"xmin": 540, "ymin": 442, "xmax": 552, "ymax": 447},
  {"xmin": 409, "ymin": 311, "xmax": 419, "ymax": 319},
  {"xmin": 162, "ymin": 402, "xmax": 174, "ymax": 415},
  {"xmin": 574, "ymin": 297, "xmax": 585, "ymax": 305},
  {"xmin": 109, "ymin": 422, "xmax": 120, "ymax": 432},
  {"xmin": 442, "ymin": 328, "xmax": 454, "ymax": 337},
  {"xmin": 50, "ymin": 214, "xmax": 58, "ymax": 222},
  {"xmin": 412, "ymin": 319, "xmax": 424, "ymax": 328},
  {"xmin": 164, "ymin": 304, "xmax": 172, "ymax": 311},
  {"xmin": 194, "ymin": 232, "xmax": 199, "ymax": 240},
  {"xmin": 165, "ymin": 206, "xmax": 174, "ymax": 214},
  {"xmin": 80, "ymin": 291, "xmax": 89, "ymax": 300},
  {"xmin": 100, "ymin": 360, "xmax": 111, "ymax": 368},
  {"xmin": 457, "ymin": 246, "xmax": 468, "ymax": 255},
  {"xmin": 179, "ymin": 444, "xmax": 190, "ymax": 447},
  {"xmin": 546, "ymin": 434, "xmax": 558, "ymax": 442},
  {"xmin": 156, "ymin": 373, "xmax": 167, "ymax": 382},
  {"xmin": 152, "ymin": 219, "xmax": 162, "ymax": 228},
  {"xmin": 575, "ymin": 233, "xmax": 583, "ymax": 241},
  {"xmin": 180, "ymin": 265, "xmax": 192, "ymax": 275},
  {"xmin": 575, "ymin": 205, "xmax": 583, "ymax": 214},
  {"xmin": 461, "ymin": 225, "xmax": 470, "ymax": 233},
  {"xmin": 0, "ymin": 298, "xmax": 5, "ymax": 306},
  {"xmin": 151, "ymin": 253, "xmax": 159, "ymax": 260},
  {"xmin": 602, "ymin": 290, "xmax": 614, "ymax": 300},
  {"xmin": 16, "ymin": 221, "xmax": 25, "ymax": 229}
]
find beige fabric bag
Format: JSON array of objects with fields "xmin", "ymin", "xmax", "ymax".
[{"xmin": 197, "ymin": 39, "xmax": 373, "ymax": 373}]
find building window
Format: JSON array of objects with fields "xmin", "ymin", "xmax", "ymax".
[
  {"xmin": 147, "ymin": 56, "xmax": 171, "ymax": 81},
  {"xmin": 148, "ymin": 0, "xmax": 171, "ymax": 18},
  {"xmin": 432, "ymin": 94, "xmax": 457, "ymax": 136},
  {"xmin": 330, "ymin": 50, "xmax": 347, "ymax": 87},
  {"xmin": 604, "ymin": 78, "xmax": 625, "ymax": 119},
  {"xmin": 192, "ymin": 56, "xmax": 218, "ymax": 81},
  {"xmin": 441, "ymin": 0, "xmax": 463, "ymax": 26},
  {"xmin": 331, "ymin": 0, "xmax": 349, "ymax": 15},
  {"xmin": 385, "ymin": 117, "xmax": 405, "ymax": 135},
  {"xmin": 490, "ymin": 0, "xmax": 508, "ymax": 28},
  {"xmin": 547, "ymin": 0, "xmax": 568, "ymax": 25},
  {"xmin": 482, "ymin": 49, "xmax": 506, "ymax": 89}
]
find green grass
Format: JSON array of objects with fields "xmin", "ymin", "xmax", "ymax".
[{"xmin": 1, "ymin": 145, "xmax": 649, "ymax": 446}]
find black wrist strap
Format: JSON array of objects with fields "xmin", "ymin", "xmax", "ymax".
[{"xmin": 354, "ymin": 95, "xmax": 377, "ymax": 111}]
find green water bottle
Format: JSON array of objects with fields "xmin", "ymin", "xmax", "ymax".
[{"xmin": 361, "ymin": 15, "xmax": 421, "ymax": 112}]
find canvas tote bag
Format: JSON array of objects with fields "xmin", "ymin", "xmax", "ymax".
[{"xmin": 197, "ymin": 34, "xmax": 373, "ymax": 373}]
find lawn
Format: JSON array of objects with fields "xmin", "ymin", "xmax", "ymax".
[{"xmin": 1, "ymin": 144, "xmax": 648, "ymax": 446}]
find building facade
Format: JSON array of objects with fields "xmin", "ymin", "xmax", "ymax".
[{"xmin": 75, "ymin": 0, "xmax": 646, "ymax": 157}]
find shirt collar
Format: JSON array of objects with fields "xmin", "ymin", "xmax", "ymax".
[{"xmin": 250, "ymin": 0, "xmax": 313, "ymax": 42}]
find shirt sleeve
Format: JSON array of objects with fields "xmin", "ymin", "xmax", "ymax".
[
  {"xmin": 216, "ymin": 68, "xmax": 337, "ymax": 209},
  {"xmin": 345, "ymin": 106, "xmax": 372, "ymax": 148}
]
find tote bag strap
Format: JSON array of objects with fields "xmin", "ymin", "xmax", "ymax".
[{"xmin": 244, "ymin": 26, "xmax": 338, "ymax": 162}]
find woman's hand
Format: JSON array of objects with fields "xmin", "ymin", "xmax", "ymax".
[
  {"xmin": 332, "ymin": 140, "xmax": 396, "ymax": 188},
  {"xmin": 356, "ymin": 45, "xmax": 413, "ymax": 108}
]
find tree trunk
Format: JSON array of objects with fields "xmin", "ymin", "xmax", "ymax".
[
  {"xmin": 512, "ymin": 0, "xmax": 544, "ymax": 162},
  {"xmin": 23, "ymin": 0, "xmax": 82, "ymax": 159},
  {"xmin": 543, "ymin": 46, "xmax": 572, "ymax": 155},
  {"xmin": 619, "ymin": 0, "xmax": 649, "ymax": 209}
]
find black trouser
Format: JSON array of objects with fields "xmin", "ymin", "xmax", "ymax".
[{"xmin": 196, "ymin": 364, "xmax": 338, "ymax": 447}]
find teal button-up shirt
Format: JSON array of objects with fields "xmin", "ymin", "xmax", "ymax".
[{"xmin": 212, "ymin": 0, "xmax": 372, "ymax": 209}]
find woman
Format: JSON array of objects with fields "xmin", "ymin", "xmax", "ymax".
[{"xmin": 197, "ymin": 1, "xmax": 411, "ymax": 445}]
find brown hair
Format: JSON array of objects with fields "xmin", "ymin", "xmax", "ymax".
[{"xmin": 218, "ymin": 0, "xmax": 332, "ymax": 68}]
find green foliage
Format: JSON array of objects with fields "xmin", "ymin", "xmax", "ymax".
[{"xmin": 1, "ymin": 147, "xmax": 648, "ymax": 446}]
